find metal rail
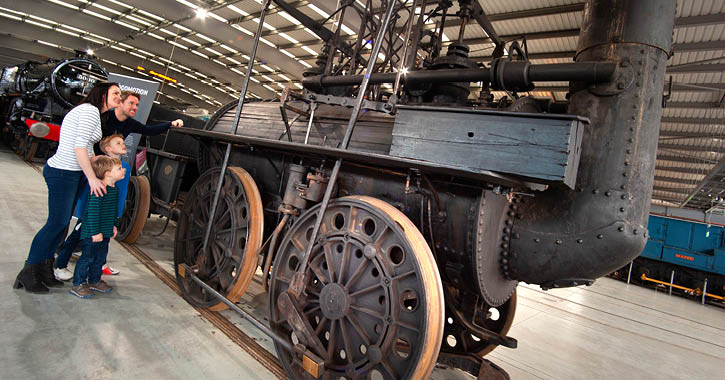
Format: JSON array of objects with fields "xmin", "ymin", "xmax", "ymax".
[
  {"xmin": 639, "ymin": 273, "xmax": 724, "ymax": 301},
  {"xmin": 201, "ymin": 0, "xmax": 272, "ymax": 253},
  {"xmin": 118, "ymin": 241, "xmax": 287, "ymax": 379},
  {"xmin": 177, "ymin": 264, "xmax": 295, "ymax": 352}
]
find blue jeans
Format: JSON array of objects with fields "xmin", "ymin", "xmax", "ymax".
[
  {"xmin": 26, "ymin": 165, "xmax": 86, "ymax": 265},
  {"xmin": 55, "ymin": 220, "xmax": 82, "ymax": 270},
  {"xmin": 73, "ymin": 237, "xmax": 110, "ymax": 286}
]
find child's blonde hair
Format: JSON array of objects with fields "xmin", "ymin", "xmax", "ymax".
[
  {"xmin": 91, "ymin": 155, "xmax": 122, "ymax": 179},
  {"xmin": 99, "ymin": 133, "xmax": 124, "ymax": 154}
]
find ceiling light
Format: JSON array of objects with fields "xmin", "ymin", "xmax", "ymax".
[
  {"xmin": 86, "ymin": 48, "xmax": 94, "ymax": 55},
  {"xmin": 196, "ymin": 8, "xmax": 208, "ymax": 18}
]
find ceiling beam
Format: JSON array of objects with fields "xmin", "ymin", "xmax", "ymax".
[
  {"xmin": 661, "ymin": 117, "xmax": 725, "ymax": 125},
  {"xmin": 664, "ymin": 102, "xmax": 722, "ymax": 109},
  {"xmin": 654, "ymin": 175, "xmax": 701, "ymax": 185},
  {"xmin": 656, "ymin": 166, "xmax": 712, "ymax": 174},
  {"xmin": 657, "ymin": 154, "xmax": 719, "ymax": 164},
  {"xmin": 666, "ymin": 63, "xmax": 725, "ymax": 74},
  {"xmin": 659, "ymin": 130, "xmax": 725, "ymax": 138},
  {"xmin": 658, "ymin": 142, "xmax": 724, "ymax": 152},
  {"xmin": 471, "ymin": 39, "xmax": 725, "ymax": 63},
  {"xmin": 682, "ymin": 156, "xmax": 725, "ymax": 208},
  {"xmin": 652, "ymin": 186, "xmax": 693, "ymax": 194},
  {"xmin": 117, "ymin": 0, "xmax": 305, "ymax": 82}
]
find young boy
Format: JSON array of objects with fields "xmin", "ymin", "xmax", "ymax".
[
  {"xmin": 69, "ymin": 155, "xmax": 126, "ymax": 298},
  {"xmin": 55, "ymin": 134, "xmax": 130, "ymax": 280}
]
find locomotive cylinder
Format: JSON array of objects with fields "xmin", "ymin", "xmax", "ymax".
[{"xmin": 508, "ymin": 0, "xmax": 676, "ymax": 288}]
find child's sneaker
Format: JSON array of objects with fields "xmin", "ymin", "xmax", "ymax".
[
  {"xmin": 89, "ymin": 280, "xmax": 113, "ymax": 293},
  {"xmin": 69, "ymin": 284, "xmax": 94, "ymax": 299},
  {"xmin": 54, "ymin": 267, "xmax": 73, "ymax": 281},
  {"xmin": 102, "ymin": 264, "xmax": 119, "ymax": 275}
]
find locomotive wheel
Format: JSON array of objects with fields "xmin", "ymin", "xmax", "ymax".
[
  {"xmin": 116, "ymin": 175, "xmax": 151, "ymax": 243},
  {"xmin": 442, "ymin": 287, "xmax": 517, "ymax": 357},
  {"xmin": 269, "ymin": 196, "xmax": 444, "ymax": 380},
  {"xmin": 23, "ymin": 138, "xmax": 38, "ymax": 161},
  {"xmin": 174, "ymin": 167, "xmax": 263, "ymax": 311}
]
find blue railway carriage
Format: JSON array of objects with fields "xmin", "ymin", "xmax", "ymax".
[{"xmin": 617, "ymin": 205, "xmax": 725, "ymax": 303}]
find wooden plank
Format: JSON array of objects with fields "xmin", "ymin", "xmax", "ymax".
[{"xmin": 390, "ymin": 107, "xmax": 584, "ymax": 187}]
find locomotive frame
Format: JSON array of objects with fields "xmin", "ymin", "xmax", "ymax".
[{"xmin": 113, "ymin": 0, "xmax": 681, "ymax": 378}]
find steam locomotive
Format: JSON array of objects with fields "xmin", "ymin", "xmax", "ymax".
[
  {"xmin": 0, "ymin": 56, "xmax": 108, "ymax": 160},
  {"xmin": 158, "ymin": 0, "xmax": 676, "ymax": 379}
]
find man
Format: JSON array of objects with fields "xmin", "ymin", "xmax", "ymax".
[
  {"xmin": 54, "ymin": 91, "xmax": 184, "ymax": 280},
  {"xmin": 96, "ymin": 91, "xmax": 184, "ymax": 154}
]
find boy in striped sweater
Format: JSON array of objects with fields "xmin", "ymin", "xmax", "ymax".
[{"xmin": 70, "ymin": 155, "xmax": 126, "ymax": 299}]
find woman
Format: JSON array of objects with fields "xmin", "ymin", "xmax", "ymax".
[{"xmin": 13, "ymin": 82, "xmax": 122, "ymax": 294}]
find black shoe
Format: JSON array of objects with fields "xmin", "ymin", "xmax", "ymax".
[
  {"xmin": 39, "ymin": 258, "xmax": 64, "ymax": 287},
  {"xmin": 12, "ymin": 263, "xmax": 50, "ymax": 294}
]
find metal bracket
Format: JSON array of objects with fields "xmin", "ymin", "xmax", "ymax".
[
  {"xmin": 437, "ymin": 352, "xmax": 510, "ymax": 380},
  {"xmin": 296, "ymin": 90, "xmax": 394, "ymax": 114},
  {"xmin": 277, "ymin": 291, "xmax": 328, "ymax": 359},
  {"xmin": 588, "ymin": 58, "xmax": 634, "ymax": 96}
]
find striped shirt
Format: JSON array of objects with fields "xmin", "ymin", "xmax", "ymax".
[
  {"xmin": 80, "ymin": 185, "xmax": 120, "ymax": 240},
  {"xmin": 47, "ymin": 103, "xmax": 102, "ymax": 171}
]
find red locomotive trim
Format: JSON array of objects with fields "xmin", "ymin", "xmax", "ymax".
[{"xmin": 24, "ymin": 119, "xmax": 61, "ymax": 142}]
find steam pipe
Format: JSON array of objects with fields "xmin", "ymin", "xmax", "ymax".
[
  {"xmin": 302, "ymin": 62, "xmax": 616, "ymax": 90},
  {"xmin": 507, "ymin": 0, "xmax": 676, "ymax": 288}
]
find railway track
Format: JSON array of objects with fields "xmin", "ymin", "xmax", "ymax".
[
  {"xmin": 23, "ymin": 158, "xmax": 288, "ymax": 379},
  {"xmin": 119, "ymin": 241, "xmax": 288, "ymax": 380}
]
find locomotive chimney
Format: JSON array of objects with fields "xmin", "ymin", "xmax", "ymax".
[{"xmin": 508, "ymin": 0, "xmax": 676, "ymax": 288}]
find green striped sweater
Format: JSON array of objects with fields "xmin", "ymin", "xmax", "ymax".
[{"xmin": 81, "ymin": 186, "xmax": 120, "ymax": 240}]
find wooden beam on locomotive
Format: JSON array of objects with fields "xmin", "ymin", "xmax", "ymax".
[{"xmin": 171, "ymin": 127, "xmax": 531, "ymax": 189}]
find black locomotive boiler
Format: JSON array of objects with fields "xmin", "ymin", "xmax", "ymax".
[
  {"xmin": 0, "ymin": 56, "xmax": 107, "ymax": 160},
  {"xmin": 168, "ymin": 1, "xmax": 676, "ymax": 379}
]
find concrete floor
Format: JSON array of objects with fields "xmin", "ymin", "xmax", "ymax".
[
  {"xmin": 2, "ymin": 148, "xmax": 724, "ymax": 380},
  {"xmin": 0, "ymin": 148, "xmax": 278, "ymax": 380}
]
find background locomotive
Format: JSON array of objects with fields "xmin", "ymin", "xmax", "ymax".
[
  {"xmin": 0, "ymin": 55, "xmax": 107, "ymax": 160},
  {"xmin": 612, "ymin": 206, "xmax": 725, "ymax": 304}
]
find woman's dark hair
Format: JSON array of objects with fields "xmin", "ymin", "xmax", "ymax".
[
  {"xmin": 79, "ymin": 82, "xmax": 119, "ymax": 129},
  {"xmin": 78, "ymin": 82, "xmax": 120, "ymax": 112}
]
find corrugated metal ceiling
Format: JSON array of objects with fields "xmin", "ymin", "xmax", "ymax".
[{"xmin": 1, "ymin": 0, "xmax": 724, "ymax": 210}]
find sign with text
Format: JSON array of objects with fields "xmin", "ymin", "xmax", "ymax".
[{"xmin": 107, "ymin": 73, "xmax": 159, "ymax": 168}]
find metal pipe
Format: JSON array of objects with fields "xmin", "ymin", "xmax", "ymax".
[
  {"xmin": 201, "ymin": 0, "xmax": 272, "ymax": 254},
  {"xmin": 669, "ymin": 270, "xmax": 675, "ymax": 295},
  {"xmin": 508, "ymin": 0, "xmax": 676, "ymax": 288},
  {"xmin": 303, "ymin": 103, "xmax": 317, "ymax": 145},
  {"xmin": 182, "ymin": 264, "xmax": 294, "ymax": 352},
  {"xmin": 262, "ymin": 213, "xmax": 291, "ymax": 291},
  {"xmin": 302, "ymin": 63, "xmax": 616, "ymax": 88},
  {"xmin": 289, "ymin": 0, "xmax": 398, "ymax": 297},
  {"xmin": 626, "ymin": 261, "xmax": 633, "ymax": 284},
  {"xmin": 639, "ymin": 274, "xmax": 724, "ymax": 301},
  {"xmin": 702, "ymin": 278, "xmax": 708, "ymax": 304},
  {"xmin": 393, "ymin": 0, "xmax": 420, "ymax": 95},
  {"xmin": 279, "ymin": 106, "xmax": 293, "ymax": 142}
]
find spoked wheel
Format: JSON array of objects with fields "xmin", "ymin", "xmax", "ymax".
[
  {"xmin": 269, "ymin": 196, "xmax": 444, "ymax": 380},
  {"xmin": 174, "ymin": 167, "xmax": 263, "ymax": 311},
  {"xmin": 442, "ymin": 287, "xmax": 517, "ymax": 357},
  {"xmin": 116, "ymin": 175, "xmax": 151, "ymax": 243}
]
